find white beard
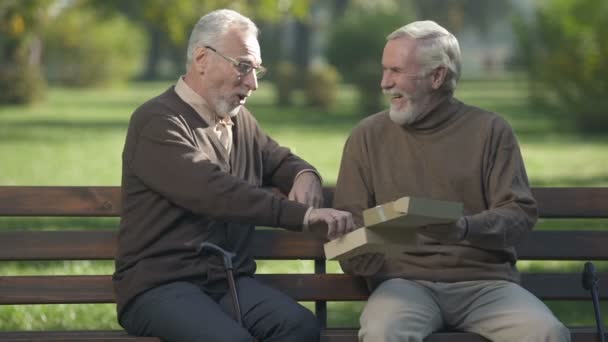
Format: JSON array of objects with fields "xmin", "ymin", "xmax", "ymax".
[
  {"xmin": 389, "ymin": 103, "xmax": 421, "ymax": 126},
  {"xmin": 385, "ymin": 80, "xmax": 433, "ymax": 126},
  {"xmin": 214, "ymin": 97, "xmax": 241, "ymax": 118}
]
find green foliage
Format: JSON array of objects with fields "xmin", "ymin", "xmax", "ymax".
[
  {"xmin": 327, "ymin": 10, "xmax": 412, "ymax": 115},
  {"xmin": 274, "ymin": 61, "xmax": 298, "ymax": 106},
  {"xmin": 513, "ymin": 0, "xmax": 608, "ymax": 132},
  {"xmin": 93, "ymin": 0, "xmax": 312, "ymax": 46},
  {"xmin": 0, "ymin": 53, "xmax": 46, "ymax": 104},
  {"xmin": 43, "ymin": 9, "xmax": 147, "ymax": 87},
  {"xmin": 411, "ymin": 0, "xmax": 511, "ymax": 37},
  {"xmin": 0, "ymin": 0, "xmax": 50, "ymax": 104},
  {"xmin": 305, "ymin": 64, "xmax": 341, "ymax": 110}
]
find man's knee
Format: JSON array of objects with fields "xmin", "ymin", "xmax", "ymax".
[
  {"xmin": 360, "ymin": 317, "xmax": 425, "ymax": 342},
  {"xmin": 491, "ymin": 312, "xmax": 570, "ymax": 342},
  {"xmin": 531, "ymin": 317, "xmax": 570, "ymax": 342},
  {"xmin": 278, "ymin": 305, "xmax": 320, "ymax": 341}
]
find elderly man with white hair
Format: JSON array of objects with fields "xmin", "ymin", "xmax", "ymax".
[
  {"xmin": 333, "ymin": 20, "xmax": 570, "ymax": 342},
  {"xmin": 113, "ymin": 9, "xmax": 355, "ymax": 342}
]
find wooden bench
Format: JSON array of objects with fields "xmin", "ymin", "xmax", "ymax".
[{"xmin": 1, "ymin": 186, "xmax": 607, "ymax": 341}]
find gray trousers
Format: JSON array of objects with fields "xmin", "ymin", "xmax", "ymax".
[
  {"xmin": 359, "ymin": 278, "xmax": 570, "ymax": 342},
  {"xmin": 119, "ymin": 276, "xmax": 320, "ymax": 342}
]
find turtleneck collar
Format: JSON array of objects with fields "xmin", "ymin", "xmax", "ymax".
[{"xmin": 401, "ymin": 94, "xmax": 463, "ymax": 133}]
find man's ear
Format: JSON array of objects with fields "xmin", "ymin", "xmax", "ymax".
[
  {"xmin": 430, "ymin": 66, "xmax": 448, "ymax": 90},
  {"xmin": 192, "ymin": 47, "xmax": 208, "ymax": 74}
]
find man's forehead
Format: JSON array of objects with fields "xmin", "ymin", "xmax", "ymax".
[
  {"xmin": 383, "ymin": 37, "xmax": 419, "ymax": 65},
  {"xmin": 219, "ymin": 29, "xmax": 261, "ymax": 62}
]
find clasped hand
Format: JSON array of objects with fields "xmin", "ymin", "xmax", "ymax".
[
  {"xmin": 308, "ymin": 208, "xmax": 355, "ymax": 240},
  {"xmin": 288, "ymin": 172, "xmax": 355, "ymax": 239},
  {"xmin": 417, "ymin": 217, "xmax": 468, "ymax": 243}
]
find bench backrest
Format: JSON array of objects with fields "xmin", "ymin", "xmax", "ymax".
[{"xmin": 1, "ymin": 186, "xmax": 607, "ymax": 327}]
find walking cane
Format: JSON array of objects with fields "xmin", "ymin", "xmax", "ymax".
[
  {"xmin": 582, "ymin": 261, "xmax": 605, "ymax": 342},
  {"xmin": 197, "ymin": 242, "xmax": 243, "ymax": 326}
]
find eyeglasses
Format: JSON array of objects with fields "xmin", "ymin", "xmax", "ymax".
[{"xmin": 205, "ymin": 46, "xmax": 267, "ymax": 79}]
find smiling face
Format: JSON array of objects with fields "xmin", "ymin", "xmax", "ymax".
[
  {"xmin": 381, "ymin": 37, "xmax": 434, "ymax": 125},
  {"xmin": 189, "ymin": 27, "xmax": 261, "ymax": 118}
]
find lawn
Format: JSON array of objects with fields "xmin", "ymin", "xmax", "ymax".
[{"xmin": 1, "ymin": 79, "xmax": 607, "ymax": 330}]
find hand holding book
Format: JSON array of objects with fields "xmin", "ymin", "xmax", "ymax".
[{"xmin": 418, "ymin": 217, "xmax": 468, "ymax": 243}]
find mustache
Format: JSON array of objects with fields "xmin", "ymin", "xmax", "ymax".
[{"xmin": 382, "ymin": 89, "xmax": 413, "ymax": 99}]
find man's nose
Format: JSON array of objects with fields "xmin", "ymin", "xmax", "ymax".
[
  {"xmin": 380, "ymin": 72, "xmax": 393, "ymax": 90},
  {"xmin": 242, "ymin": 71, "xmax": 258, "ymax": 91}
]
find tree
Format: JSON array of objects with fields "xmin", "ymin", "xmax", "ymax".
[
  {"xmin": 327, "ymin": 6, "xmax": 414, "ymax": 114},
  {"xmin": 514, "ymin": 0, "xmax": 608, "ymax": 132},
  {"xmin": 0, "ymin": 0, "xmax": 49, "ymax": 104},
  {"xmin": 411, "ymin": 0, "xmax": 511, "ymax": 37},
  {"xmin": 90, "ymin": 0, "xmax": 311, "ymax": 79}
]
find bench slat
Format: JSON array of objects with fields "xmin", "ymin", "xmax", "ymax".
[
  {"xmin": 0, "ymin": 328, "xmax": 604, "ymax": 342},
  {"xmin": 1, "ymin": 273, "xmax": 607, "ymax": 304},
  {"xmin": 0, "ymin": 329, "xmax": 490, "ymax": 342},
  {"xmin": 0, "ymin": 186, "xmax": 120, "ymax": 217},
  {"xmin": 0, "ymin": 330, "xmax": 160, "ymax": 341},
  {"xmin": 2, "ymin": 230, "xmax": 608, "ymax": 261},
  {"xmin": 1, "ymin": 186, "xmax": 607, "ymax": 218},
  {"xmin": 0, "ymin": 230, "xmax": 326, "ymax": 261},
  {"xmin": 533, "ymin": 187, "xmax": 608, "ymax": 218}
]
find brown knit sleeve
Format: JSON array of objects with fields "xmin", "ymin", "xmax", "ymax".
[
  {"xmin": 465, "ymin": 117, "xmax": 538, "ymax": 249},
  {"xmin": 334, "ymin": 125, "xmax": 385, "ymax": 275},
  {"xmin": 129, "ymin": 114, "xmax": 309, "ymax": 229}
]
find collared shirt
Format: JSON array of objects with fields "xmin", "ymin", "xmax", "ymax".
[{"xmin": 174, "ymin": 77, "xmax": 234, "ymax": 154}]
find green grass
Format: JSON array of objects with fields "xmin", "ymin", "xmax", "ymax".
[{"xmin": 1, "ymin": 79, "xmax": 607, "ymax": 330}]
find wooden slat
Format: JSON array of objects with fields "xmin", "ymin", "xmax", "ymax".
[
  {"xmin": 0, "ymin": 231, "xmax": 117, "ymax": 261},
  {"xmin": 2, "ymin": 273, "xmax": 608, "ymax": 304},
  {"xmin": 0, "ymin": 186, "xmax": 120, "ymax": 217},
  {"xmin": 1, "ymin": 186, "xmax": 608, "ymax": 218},
  {"xmin": 3, "ymin": 230, "xmax": 608, "ymax": 261},
  {"xmin": 532, "ymin": 187, "xmax": 608, "ymax": 218},
  {"xmin": 0, "ymin": 328, "xmax": 604, "ymax": 342},
  {"xmin": 0, "ymin": 330, "xmax": 160, "ymax": 341},
  {"xmin": 0, "ymin": 230, "xmax": 326, "ymax": 261},
  {"xmin": 516, "ymin": 230, "xmax": 608, "ymax": 260}
]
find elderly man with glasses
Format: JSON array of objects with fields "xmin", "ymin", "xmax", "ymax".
[{"xmin": 113, "ymin": 9, "xmax": 354, "ymax": 342}]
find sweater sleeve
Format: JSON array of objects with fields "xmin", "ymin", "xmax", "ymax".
[
  {"xmin": 464, "ymin": 119, "xmax": 538, "ymax": 249},
  {"xmin": 258, "ymin": 129, "xmax": 318, "ymax": 195},
  {"xmin": 333, "ymin": 128, "xmax": 384, "ymax": 275},
  {"xmin": 127, "ymin": 114, "xmax": 309, "ymax": 230}
]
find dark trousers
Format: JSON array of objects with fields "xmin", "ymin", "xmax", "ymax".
[{"xmin": 119, "ymin": 276, "xmax": 320, "ymax": 342}]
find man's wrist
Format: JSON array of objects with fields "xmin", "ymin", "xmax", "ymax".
[
  {"xmin": 302, "ymin": 207, "xmax": 314, "ymax": 231},
  {"xmin": 294, "ymin": 169, "xmax": 322, "ymax": 185},
  {"xmin": 459, "ymin": 217, "xmax": 469, "ymax": 241}
]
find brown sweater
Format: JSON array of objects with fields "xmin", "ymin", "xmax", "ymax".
[
  {"xmin": 333, "ymin": 96, "xmax": 537, "ymax": 289},
  {"xmin": 113, "ymin": 87, "xmax": 311, "ymax": 315}
]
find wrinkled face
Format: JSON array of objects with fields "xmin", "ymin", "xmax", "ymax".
[
  {"xmin": 381, "ymin": 37, "xmax": 433, "ymax": 125},
  {"xmin": 203, "ymin": 29, "xmax": 261, "ymax": 117}
]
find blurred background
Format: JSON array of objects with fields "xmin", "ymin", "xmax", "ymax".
[{"xmin": 1, "ymin": 0, "xmax": 607, "ymax": 331}]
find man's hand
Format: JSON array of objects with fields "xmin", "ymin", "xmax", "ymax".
[
  {"xmin": 417, "ymin": 217, "xmax": 468, "ymax": 243},
  {"xmin": 288, "ymin": 172, "xmax": 323, "ymax": 208},
  {"xmin": 308, "ymin": 208, "xmax": 355, "ymax": 240}
]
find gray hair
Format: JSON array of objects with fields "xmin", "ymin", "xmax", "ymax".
[
  {"xmin": 387, "ymin": 20, "xmax": 461, "ymax": 93},
  {"xmin": 186, "ymin": 9, "xmax": 259, "ymax": 69}
]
